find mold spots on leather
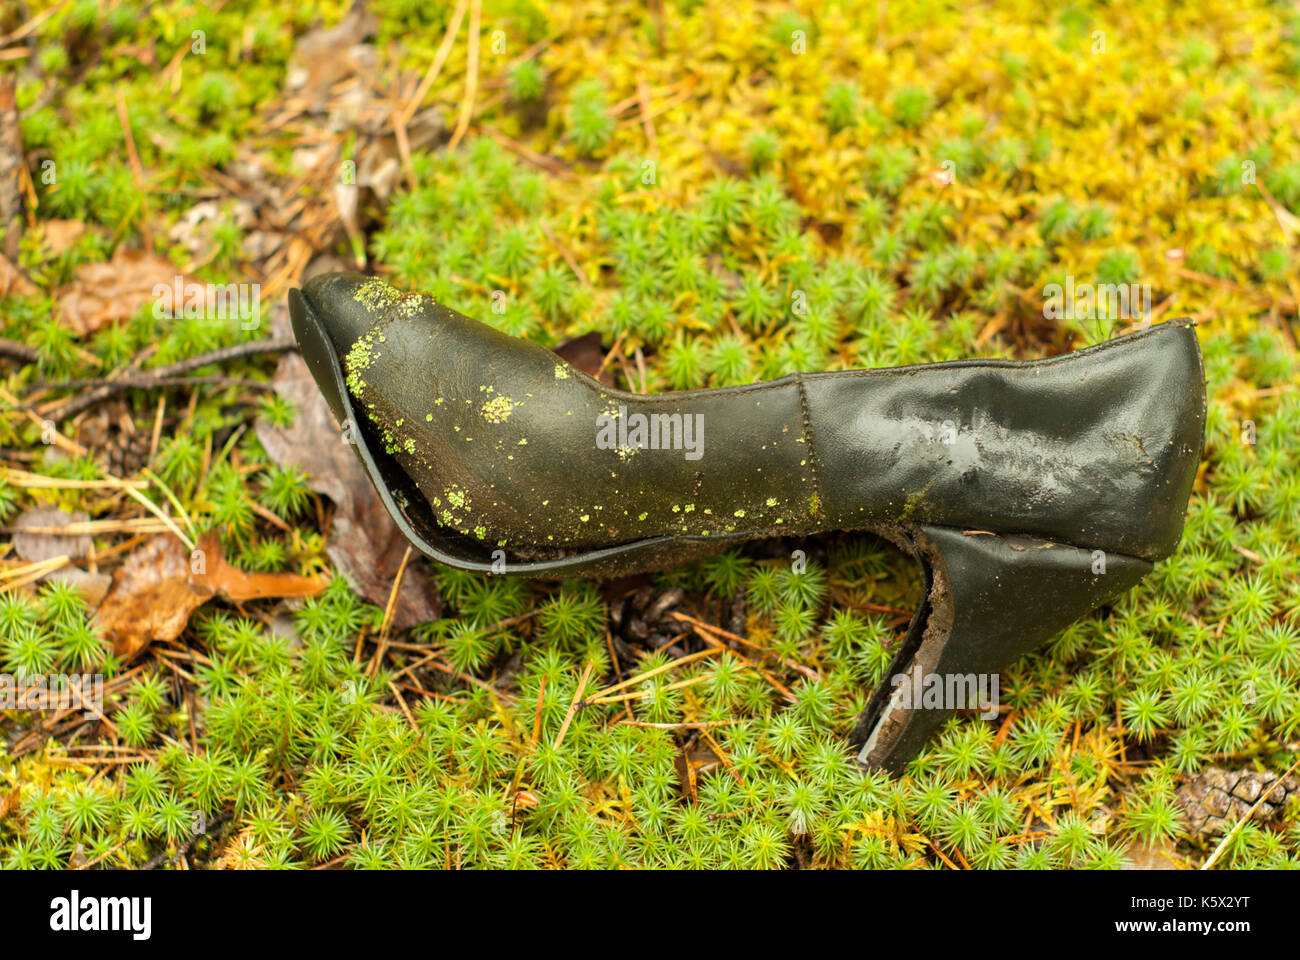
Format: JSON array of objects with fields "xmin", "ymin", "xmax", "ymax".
[
  {"xmin": 397, "ymin": 294, "xmax": 428, "ymax": 318},
  {"xmin": 445, "ymin": 485, "xmax": 470, "ymax": 511},
  {"xmin": 351, "ymin": 277, "xmax": 402, "ymax": 313},
  {"xmin": 343, "ymin": 327, "xmax": 389, "ymax": 400},
  {"xmin": 481, "ymin": 394, "xmax": 519, "ymax": 424}
]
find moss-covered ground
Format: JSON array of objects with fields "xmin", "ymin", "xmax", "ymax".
[{"xmin": 1, "ymin": 0, "xmax": 1298, "ymax": 869}]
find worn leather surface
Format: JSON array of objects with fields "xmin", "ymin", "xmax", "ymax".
[
  {"xmin": 805, "ymin": 327, "xmax": 1205, "ymax": 561},
  {"xmin": 291, "ymin": 271, "xmax": 1206, "ymax": 769},
  {"xmin": 296, "ymin": 272, "xmax": 1205, "ymax": 571},
  {"xmin": 291, "ymin": 280, "xmax": 740, "ymax": 578}
]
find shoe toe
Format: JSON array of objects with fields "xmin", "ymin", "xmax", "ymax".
[{"xmin": 299, "ymin": 272, "xmax": 399, "ymax": 354}]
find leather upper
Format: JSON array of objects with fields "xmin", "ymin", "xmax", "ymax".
[
  {"xmin": 296, "ymin": 272, "xmax": 1205, "ymax": 568},
  {"xmin": 804, "ymin": 321, "xmax": 1206, "ymax": 561}
]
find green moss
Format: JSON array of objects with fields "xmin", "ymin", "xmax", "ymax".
[{"xmin": 5, "ymin": 0, "xmax": 1300, "ymax": 873}]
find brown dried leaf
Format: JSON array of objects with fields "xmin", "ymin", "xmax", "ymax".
[
  {"xmin": 0, "ymin": 250, "xmax": 36, "ymax": 298},
  {"xmin": 56, "ymin": 246, "xmax": 179, "ymax": 337},
  {"xmin": 256, "ymin": 351, "xmax": 441, "ymax": 629},
  {"xmin": 94, "ymin": 535, "xmax": 207, "ymax": 662},
  {"xmin": 95, "ymin": 533, "xmax": 327, "ymax": 662},
  {"xmin": 11, "ymin": 507, "xmax": 113, "ymax": 605},
  {"xmin": 42, "ymin": 218, "xmax": 87, "ymax": 255},
  {"xmin": 1121, "ymin": 839, "xmax": 1183, "ymax": 871},
  {"xmin": 191, "ymin": 532, "xmax": 326, "ymax": 603},
  {"xmin": 286, "ymin": 1, "xmax": 379, "ymax": 114},
  {"xmin": 0, "ymin": 785, "xmax": 21, "ymax": 823},
  {"xmin": 44, "ymin": 566, "xmax": 113, "ymax": 608}
]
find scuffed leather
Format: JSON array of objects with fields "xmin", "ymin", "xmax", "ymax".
[
  {"xmin": 290, "ymin": 271, "xmax": 1206, "ymax": 770},
  {"xmin": 294, "ymin": 272, "xmax": 1205, "ymax": 571},
  {"xmin": 804, "ymin": 326, "xmax": 1205, "ymax": 561}
]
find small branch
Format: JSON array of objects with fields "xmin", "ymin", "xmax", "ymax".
[
  {"xmin": 42, "ymin": 336, "xmax": 297, "ymax": 422},
  {"xmin": 42, "ymin": 374, "xmax": 273, "ymax": 393},
  {"xmin": 0, "ymin": 337, "xmax": 38, "ymax": 364}
]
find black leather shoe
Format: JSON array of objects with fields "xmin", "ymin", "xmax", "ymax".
[{"xmin": 289, "ymin": 272, "xmax": 1205, "ymax": 771}]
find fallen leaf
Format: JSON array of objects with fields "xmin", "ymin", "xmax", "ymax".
[
  {"xmin": 256, "ymin": 351, "xmax": 441, "ymax": 629},
  {"xmin": 0, "ymin": 250, "xmax": 35, "ymax": 298},
  {"xmin": 45, "ymin": 566, "xmax": 113, "ymax": 608},
  {"xmin": 95, "ymin": 533, "xmax": 328, "ymax": 662},
  {"xmin": 190, "ymin": 532, "xmax": 326, "ymax": 603},
  {"xmin": 56, "ymin": 246, "xmax": 179, "ymax": 337},
  {"xmin": 1121, "ymin": 839, "xmax": 1184, "ymax": 871},
  {"xmin": 13, "ymin": 507, "xmax": 91, "ymax": 564},
  {"xmin": 0, "ymin": 785, "xmax": 21, "ymax": 823},
  {"xmin": 42, "ymin": 218, "xmax": 87, "ymax": 255},
  {"xmin": 94, "ymin": 535, "xmax": 207, "ymax": 662}
]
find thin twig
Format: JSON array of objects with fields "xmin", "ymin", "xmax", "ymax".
[
  {"xmin": 1201, "ymin": 753, "xmax": 1300, "ymax": 870},
  {"xmin": 0, "ymin": 337, "xmax": 38, "ymax": 364},
  {"xmin": 41, "ymin": 336, "xmax": 297, "ymax": 422},
  {"xmin": 400, "ymin": 0, "xmax": 469, "ymax": 125},
  {"xmin": 447, "ymin": 0, "xmax": 482, "ymax": 151},
  {"xmin": 553, "ymin": 660, "xmax": 595, "ymax": 750}
]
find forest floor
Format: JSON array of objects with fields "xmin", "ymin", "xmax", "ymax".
[{"xmin": 0, "ymin": 0, "xmax": 1298, "ymax": 869}]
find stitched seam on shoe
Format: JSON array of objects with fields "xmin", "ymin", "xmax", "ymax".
[{"xmin": 794, "ymin": 373, "xmax": 826, "ymax": 519}]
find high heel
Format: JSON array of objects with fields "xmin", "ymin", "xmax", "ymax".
[
  {"xmin": 850, "ymin": 524, "xmax": 1150, "ymax": 772},
  {"xmin": 288, "ymin": 271, "xmax": 1206, "ymax": 769}
]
